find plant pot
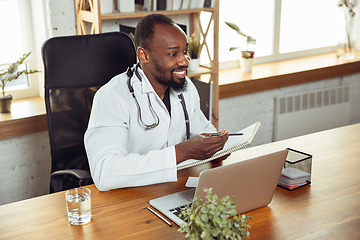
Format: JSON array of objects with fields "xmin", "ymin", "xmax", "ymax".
[
  {"xmin": 188, "ymin": 58, "xmax": 200, "ymax": 72},
  {"xmin": 240, "ymin": 51, "xmax": 255, "ymax": 73},
  {"xmin": 241, "ymin": 51, "xmax": 255, "ymax": 59},
  {"xmin": 0, "ymin": 94, "xmax": 13, "ymax": 113},
  {"xmin": 240, "ymin": 57, "xmax": 254, "ymax": 73}
]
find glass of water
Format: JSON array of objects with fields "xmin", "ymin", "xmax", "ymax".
[{"xmin": 65, "ymin": 187, "xmax": 92, "ymax": 225}]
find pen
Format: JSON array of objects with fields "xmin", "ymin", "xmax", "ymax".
[
  {"xmin": 147, "ymin": 206, "xmax": 172, "ymax": 227},
  {"xmin": 210, "ymin": 133, "xmax": 243, "ymax": 137}
]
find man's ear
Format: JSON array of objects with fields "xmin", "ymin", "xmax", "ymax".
[{"xmin": 137, "ymin": 47, "xmax": 150, "ymax": 63}]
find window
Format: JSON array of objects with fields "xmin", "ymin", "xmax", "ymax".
[
  {"xmin": 0, "ymin": 0, "xmax": 38, "ymax": 99},
  {"xmin": 279, "ymin": 0, "xmax": 340, "ymax": 53},
  {"xmin": 208, "ymin": 0, "xmax": 348, "ymax": 68}
]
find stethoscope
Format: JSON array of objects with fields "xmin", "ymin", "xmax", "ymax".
[{"xmin": 126, "ymin": 63, "xmax": 190, "ymax": 140}]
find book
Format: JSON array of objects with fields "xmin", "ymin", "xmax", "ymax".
[
  {"xmin": 100, "ymin": 0, "xmax": 114, "ymax": 13},
  {"xmin": 199, "ymin": 0, "xmax": 205, "ymax": 8},
  {"xmin": 144, "ymin": 0, "xmax": 153, "ymax": 11},
  {"xmin": 166, "ymin": 0, "xmax": 173, "ymax": 10},
  {"xmin": 181, "ymin": 0, "xmax": 189, "ymax": 9},
  {"xmin": 204, "ymin": 0, "xmax": 211, "ymax": 8},
  {"xmin": 117, "ymin": 0, "xmax": 135, "ymax": 12},
  {"xmin": 189, "ymin": 0, "xmax": 198, "ymax": 8},
  {"xmin": 173, "ymin": 0, "xmax": 182, "ymax": 10},
  {"xmin": 156, "ymin": 0, "xmax": 166, "ymax": 10},
  {"xmin": 177, "ymin": 122, "xmax": 261, "ymax": 170}
]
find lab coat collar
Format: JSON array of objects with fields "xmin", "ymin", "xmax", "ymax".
[{"xmin": 134, "ymin": 64, "xmax": 156, "ymax": 95}]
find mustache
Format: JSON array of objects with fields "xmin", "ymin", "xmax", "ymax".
[{"xmin": 171, "ymin": 67, "xmax": 187, "ymax": 72}]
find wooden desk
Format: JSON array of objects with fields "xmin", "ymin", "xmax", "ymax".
[{"xmin": 1, "ymin": 124, "xmax": 360, "ymax": 239}]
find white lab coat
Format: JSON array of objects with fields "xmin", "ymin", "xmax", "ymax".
[{"xmin": 84, "ymin": 65, "xmax": 216, "ymax": 191}]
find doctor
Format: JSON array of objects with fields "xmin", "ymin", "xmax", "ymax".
[{"xmin": 84, "ymin": 14, "xmax": 229, "ymax": 191}]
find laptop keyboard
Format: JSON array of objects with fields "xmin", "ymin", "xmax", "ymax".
[{"xmin": 169, "ymin": 203, "xmax": 192, "ymax": 222}]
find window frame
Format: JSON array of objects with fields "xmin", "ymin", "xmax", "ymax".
[
  {"xmin": 216, "ymin": 0, "xmax": 358, "ymax": 70},
  {"xmin": 0, "ymin": 0, "xmax": 40, "ymax": 100}
]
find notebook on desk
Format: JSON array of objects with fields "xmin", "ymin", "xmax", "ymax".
[{"xmin": 149, "ymin": 149, "xmax": 289, "ymax": 226}]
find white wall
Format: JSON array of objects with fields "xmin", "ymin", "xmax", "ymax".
[{"xmin": 218, "ymin": 73, "xmax": 360, "ymax": 147}]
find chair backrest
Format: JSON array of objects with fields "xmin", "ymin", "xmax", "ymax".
[{"xmin": 42, "ymin": 32, "xmax": 136, "ymax": 191}]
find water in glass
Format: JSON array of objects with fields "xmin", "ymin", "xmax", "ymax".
[{"xmin": 66, "ymin": 188, "xmax": 92, "ymax": 225}]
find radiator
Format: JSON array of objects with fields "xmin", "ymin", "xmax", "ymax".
[{"xmin": 273, "ymin": 86, "xmax": 351, "ymax": 141}]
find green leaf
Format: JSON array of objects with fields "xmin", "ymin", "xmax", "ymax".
[
  {"xmin": 225, "ymin": 21, "xmax": 239, "ymax": 31},
  {"xmin": 201, "ymin": 206, "xmax": 209, "ymax": 214},
  {"xmin": 178, "ymin": 188, "xmax": 252, "ymax": 240},
  {"xmin": 225, "ymin": 21, "xmax": 246, "ymax": 37},
  {"xmin": 200, "ymin": 213, "xmax": 209, "ymax": 223},
  {"xmin": 0, "ymin": 52, "xmax": 40, "ymax": 97},
  {"xmin": 247, "ymin": 36, "xmax": 256, "ymax": 44}
]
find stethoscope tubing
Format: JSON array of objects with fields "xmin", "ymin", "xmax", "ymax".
[{"xmin": 126, "ymin": 64, "xmax": 190, "ymax": 140}]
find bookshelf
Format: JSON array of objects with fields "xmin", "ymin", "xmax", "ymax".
[{"xmin": 74, "ymin": 0, "xmax": 220, "ymax": 128}]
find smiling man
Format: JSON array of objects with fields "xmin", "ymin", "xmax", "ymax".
[{"xmin": 84, "ymin": 14, "xmax": 229, "ymax": 191}]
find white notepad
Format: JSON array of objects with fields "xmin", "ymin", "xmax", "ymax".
[
  {"xmin": 177, "ymin": 122, "xmax": 260, "ymax": 170},
  {"xmin": 281, "ymin": 167, "xmax": 310, "ymax": 179}
]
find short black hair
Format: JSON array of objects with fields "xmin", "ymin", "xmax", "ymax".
[{"xmin": 134, "ymin": 14, "xmax": 174, "ymax": 51}]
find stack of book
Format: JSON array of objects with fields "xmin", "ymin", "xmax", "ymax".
[
  {"xmin": 278, "ymin": 167, "xmax": 310, "ymax": 190},
  {"xmin": 143, "ymin": 0, "xmax": 214, "ymax": 11}
]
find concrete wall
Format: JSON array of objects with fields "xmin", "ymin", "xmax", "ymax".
[{"xmin": 0, "ymin": 132, "xmax": 51, "ymax": 205}]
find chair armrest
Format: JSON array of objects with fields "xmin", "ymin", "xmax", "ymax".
[
  {"xmin": 51, "ymin": 169, "xmax": 91, "ymax": 192},
  {"xmin": 51, "ymin": 169, "xmax": 91, "ymax": 180}
]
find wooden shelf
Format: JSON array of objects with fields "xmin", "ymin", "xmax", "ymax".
[
  {"xmin": 97, "ymin": 8, "xmax": 216, "ymax": 20},
  {"xmin": 187, "ymin": 65, "xmax": 214, "ymax": 78}
]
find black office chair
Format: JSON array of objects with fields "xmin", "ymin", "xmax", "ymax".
[{"xmin": 42, "ymin": 32, "xmax": 137, "ymax": 193}]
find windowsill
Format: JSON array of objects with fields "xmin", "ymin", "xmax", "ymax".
[
  {"xmin": 2, "ymin": 51, "xmax": 360, "ymax": 139},
  {"xmin": 0, "ymin": 97, "xmax": 47, "ymax": 140},
  {"xmin": 219, "ymin": 50, "xmax": 360, "ymax": 98}
]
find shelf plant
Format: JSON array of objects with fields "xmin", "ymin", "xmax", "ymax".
[
  {"xmin": 188, "ymin": 33, "xmax": 201, "ymax": 59},
  {"xmin": 187, "ymin": 33, "xmax": 201, "ymax": 72},
  {"xmin": 178, "ymin": 188, "xmax": 252, "ymax": 240},
  {"xmin": 0, "ymin": 52, "xmax": 40, "ymax": 113}
]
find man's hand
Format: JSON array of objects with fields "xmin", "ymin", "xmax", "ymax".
[{"xmin": 175, "ymin": 130, "xmax": 229, "ymax": 164}]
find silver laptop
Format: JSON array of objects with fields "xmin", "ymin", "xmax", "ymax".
[{"xmin": 149, "ymin": 149, "xmax": 289, "ymax": 226}]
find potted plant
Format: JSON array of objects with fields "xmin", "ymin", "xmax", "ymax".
[
  {"xmin": 225, "ymin": 21, "xmax": 256, "ymax": 73},
  {"xmin": 0, "ymin": 52, "xmax": 40, "ymax": 113},
  {"xmin": 337, "ymin": 0, "xmax": 356, "ymax": 60},
  {"xmin": 178, "ymin": 188, "xmax": 252, "ymax": 240},
  {"xmin": 188, "ymin": 33, "xmax": 201, "ymax": 72}
]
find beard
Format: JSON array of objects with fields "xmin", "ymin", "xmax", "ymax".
[{"xmin": 154, "ymin": 61, "xmax": 188, "ymax": 92}]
